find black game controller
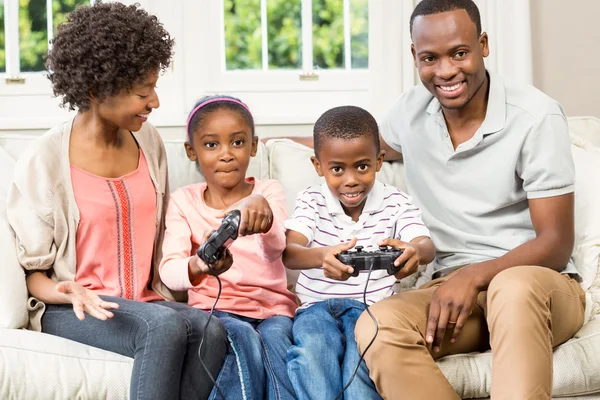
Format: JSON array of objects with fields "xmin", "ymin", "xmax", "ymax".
[
  {"xmin": 197, "ymin": 209, "xmax": 241, "ymax": 265},
  {"xmin": 336, "ymin": 245, "xmax": 404, "ymax": 277}
]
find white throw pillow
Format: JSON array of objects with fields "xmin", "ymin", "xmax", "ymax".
[
  {"xmin": 0, "ymin": 146, "xmax": 29, "ymax": 329},
  {"xmin": 571, "ymin": 145, "xmax": 600, "ymax": 321}
]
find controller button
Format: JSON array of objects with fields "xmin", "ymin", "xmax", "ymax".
[
  {"xmin": 379, "ymin": 245, "xmax": 388, "ymax": 251},
  {"xmin": 355, "ymin": 245, "xmax": 364, "ymax": 252}
]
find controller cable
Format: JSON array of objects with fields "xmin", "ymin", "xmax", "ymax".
[
  {"xmin": 197, "ymin": 261, "xmax": 225, "ymax": 399},
  {"xmin": 334, "ymin": 258, "xmax": 379, "ymax": 400}
]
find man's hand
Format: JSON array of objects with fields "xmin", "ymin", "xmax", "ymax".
[
  {"xmin": 378, "ymin": 238, "xmax": 427, "ymax": 280},
  {"xmin": 322, "ymin": 238, "xmax": 358, "ymax": 281},
  {"xmin": 426, "ymin": 267, "xmax": 481, "ymax": 352},
  {"xmin": 56, "ymin": 281, "xmax": 119, "ymax": 321},
  {"xmin": 220, "ymin": 194, "xmax": 273, "ymax": 236}
]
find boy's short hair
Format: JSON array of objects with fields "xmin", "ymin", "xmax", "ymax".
[{"xmin": 313, "ymin": 106, "xmax": 380, "ymax": 157}]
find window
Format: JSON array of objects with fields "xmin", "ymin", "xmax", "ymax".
[
  {"xmin": 180, "ymin": 0, "xmax": 371, "ymax": 124},
  {"xmin": 1, "ymin": 0, "xmax": 89, "ymax": 83},
  {"xmin": 222, "ymin": 0, "xmax": 368, "ymax": 72}
]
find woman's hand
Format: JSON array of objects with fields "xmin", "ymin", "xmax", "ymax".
[{"xmin": 56, "ymin": 281, "xmax": 119, "ymax": 321}]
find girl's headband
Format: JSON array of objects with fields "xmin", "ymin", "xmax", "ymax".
[{"xmin": 186, "ymin": 97, "xmax": 252, "ymax": 140}]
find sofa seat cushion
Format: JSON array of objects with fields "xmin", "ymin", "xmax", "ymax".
[
  {"xmin": 0, "ymin": 328, "xmax": 132, "ymax": 399},
  {"xmin": 436, "ymin": 319, "xmax": 600, "ymax": 398}
]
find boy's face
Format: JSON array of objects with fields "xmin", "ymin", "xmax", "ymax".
[
  {"xmin": 311, "ymin": 136, "xmax": 384, "ymax": 218},
  {"xmin": 185, "ymin": 108, "xmax": 258, "ymax": 190}
]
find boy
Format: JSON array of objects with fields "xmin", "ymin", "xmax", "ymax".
[{"xmin": 283, "ymin": 106, "xmax": 435, "ymax": 399}]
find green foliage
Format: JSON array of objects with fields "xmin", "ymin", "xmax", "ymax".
[
  {"xmin": 0, "ymin": 0, "xmax": 86, "ymax": 73},
  {"xmin": 224, "ymin": 0, "xmax": 368, "ymax": 71},
  {"xmin": 0, "ymin": 0, "xmax": 5, "ymax": 72}
]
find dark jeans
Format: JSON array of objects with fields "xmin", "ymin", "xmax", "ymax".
[
  {"xmin": 42, "ymin": 296, "xmax": 227, "ymax": 400},
  {"xmin": 208, "ymin": 311, "xmax": 295, "ymax": 400}
]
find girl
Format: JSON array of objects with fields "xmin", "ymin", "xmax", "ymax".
[
  {"xmin": 160, "ymin": 95, "xmax": 297, "ymax": 400},
  {"xmin": 6, "ymin": 4, "xmax": 227, "ymax": 400}
]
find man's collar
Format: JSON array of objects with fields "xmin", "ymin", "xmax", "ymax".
[
  {"xmin": 426, "ymin": 71, "xmax": 506, "ymax": 135},
  {"xmin": 321, "ymin": 180, "xmax": 385, "ymax": 216}
]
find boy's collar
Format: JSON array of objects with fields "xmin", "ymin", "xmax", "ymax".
[{"xmin": 321, "ymin": 180, "xmax": 385, "ymax": 217}]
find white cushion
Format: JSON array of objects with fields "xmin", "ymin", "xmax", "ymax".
[
  {"xmin": 163, "ymin": 139, "xmax": 270, "ymax": 192},
  {"xmin": 569, "ymin": 117, "xmax": 600, "ymax": 152},
  {"xmin": 437, "ymin": 318, "xmax": 600, "ymax": 398},
  {"xmin": 571, "ymin": 145, "xmax": 600, "ymax": 321},
  {"xmin": 0, "ymin": 328, "xmax": 132, "ymax": 399},
  {"xmin": 0, "ymin": 147, "xmax": 28, "ymax": 329},
  {"xmin": 266, "ymin": 138, "xmax": 408, "ymax": 216}
]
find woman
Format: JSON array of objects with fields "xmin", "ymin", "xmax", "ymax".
[{"xmin": 6, "ymin": 3, "xmax": 226, "ymax": 399}]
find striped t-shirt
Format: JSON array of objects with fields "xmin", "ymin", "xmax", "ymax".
[{"xmin": 285, "ymin": 180, "xmax": 430, "ymax": 307}]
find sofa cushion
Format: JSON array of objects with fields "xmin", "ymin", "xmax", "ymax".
[
  {"xmin": 164, "ymin": 139, "xmax": 270, "ymax": 191},
  {"xmin": 0, "ymin": 328, "xmax": 132, "ymax": 399},
  {"xmin": 266, "ymin": 138, "xmax": 408, "ymax": 216},
  {"xmin": 436, "ymin": 318, "xmax": 600, "ymax": 398},
  {"xmin": 571, "ymin": 144, "xmax": 600, "ymax": 321},
  {"xmin": 0, "ymin": 147, "xmax": 28, "ymax": 329}
]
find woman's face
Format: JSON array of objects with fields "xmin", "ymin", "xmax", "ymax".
[
  {"xmin": 185, "ymin": 108, "xmax": 258, "ymax": 190},
  {"xmin": 94, "ymin": 70, "xmax": 160, "ymax": 132}
]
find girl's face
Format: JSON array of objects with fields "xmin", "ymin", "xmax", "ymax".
[
  {"xmin": 185, "ymin": 108, "xmax": 258, "ymax": 190},
  {"xmin": 94, "ymin": 70, "xmax": 160, "ymax": 132}
]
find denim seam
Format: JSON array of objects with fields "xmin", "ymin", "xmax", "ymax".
[
  {"xmin": 116, "ymin": 309, "xmax": 152, "ymax": 400},
  {"xmin": 257, "ymin": 329, "xmax": 281, "ymax": 400},
  {"xmin": 228, "ymin": 336, "xmax": 248, "ymax": 400}
]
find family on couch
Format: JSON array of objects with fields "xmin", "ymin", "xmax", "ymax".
[{"xmin": 4, "ymin": 0, "xmax": 585, "ymax": 400}]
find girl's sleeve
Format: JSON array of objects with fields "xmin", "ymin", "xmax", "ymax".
[{"xmin": 159, "ymin": 193, "xmax": 201, "ymax": 291}]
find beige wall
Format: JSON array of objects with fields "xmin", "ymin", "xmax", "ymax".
[{"xmin": 531, "ymin": 0, "xmax": 600, "ymax": 118}]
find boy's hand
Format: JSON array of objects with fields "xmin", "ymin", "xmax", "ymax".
[
  {"xmin": 219, "ymin": 194, "xmax": 273, "ymax": 236},
  {"xmin": 378, "ymin": 238, "xmax": 423, "ymax": 280},
  {"xmin": 56, "ymin": 281, "xmax": 119, "ymax": 321},
  {"xmin": 322, "ymin": 237, "xmax": 357, "ymax": 281}
]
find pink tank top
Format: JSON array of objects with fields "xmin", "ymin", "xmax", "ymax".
[{"xmin": 71, "ymin": 150, "xmax": 162, "ymax": 302}]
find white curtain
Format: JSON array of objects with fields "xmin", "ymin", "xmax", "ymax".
[{"xmin": 368, "ymin": 0, "xmax": 533, "ymax": 119}]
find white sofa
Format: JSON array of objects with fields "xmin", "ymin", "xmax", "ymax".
[{"xmin": 0, "ymin": 117, "xmax": 599, "ymax": 399}]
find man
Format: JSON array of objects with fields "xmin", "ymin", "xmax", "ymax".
[{"xmin": 352, "ymin": 0, "xmax": 585, "ymax": 399}]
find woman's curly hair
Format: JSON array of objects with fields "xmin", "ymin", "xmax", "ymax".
[{"xmin": 46, "ymin": 2, "xmax": 174, "ymax": 111}]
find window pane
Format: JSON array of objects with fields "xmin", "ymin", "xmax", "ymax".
[
  {"xmin": 312, "ymin": 0, "xmax": 344, "ymax": 69},
  {"xmin": 350, "ymin": 0, "xmax": 367, "ymax": 69},
  {"xmin": 267, "ymin": 0, "xmax": 301, "ymax": 69},
  {"xmin": 0, "ymin": 0, "xmax": 5, "ymax": 73},
  {"xmin": 19, "ymin": 0, "xmax": 48, "ymax": 72},
  {"xmin": 52, "ymin": 0, "xmax": 88, "ymax": 29},
  {"xmin": 224, "ymin": 0, "xmax": 262, "ymax": 70}
]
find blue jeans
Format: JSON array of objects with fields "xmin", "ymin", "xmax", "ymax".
[
  {"xmin": 208, "ymin": 311, "xmax": 295, "ymax": 400},
  {"xmin": 42, "ymin": 297, "xmax": 227, "ymax": 400},
  {"xmin": 287, "ymin": 299, "xmax": 382, "ymax": 400}
]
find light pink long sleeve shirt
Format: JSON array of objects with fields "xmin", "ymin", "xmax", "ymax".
[{"xmin": 160, "ymin": 179, "xmax": 297, "ymax": 319}]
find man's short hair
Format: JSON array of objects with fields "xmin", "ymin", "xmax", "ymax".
[
  {"xmin": 313, "ymin": 106, "xmax": 380, "ymax": 157},
  {"xmin": 410, "ymin": 0, "xmax": 482, "ymax": 37}
]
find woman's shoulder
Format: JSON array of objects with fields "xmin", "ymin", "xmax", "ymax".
[{"xmin": 13, "ymin": 121, "xmax": 69, "ymax": 179}]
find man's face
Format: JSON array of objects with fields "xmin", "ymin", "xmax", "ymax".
[{"xmin": 411, "ymin": 9, "xmax": 489, "ymax": 110}]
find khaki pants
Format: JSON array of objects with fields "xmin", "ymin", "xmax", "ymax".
[{"xmin": 355, "ymin": 266, "xmax": 586, "ymax": 400}]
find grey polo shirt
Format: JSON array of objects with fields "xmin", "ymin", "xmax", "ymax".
[{"xmin": 381, "ymin": 72, "xmax": 577, "ymax": 276}]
